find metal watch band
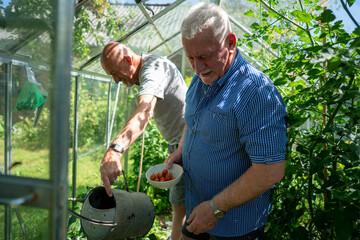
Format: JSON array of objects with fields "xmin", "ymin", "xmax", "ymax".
[
  {"xmin": 110, "ymin": 143, "xmax": 124, "ymax": 153},
  {"xmin": 209, "ymin": 199, "xmax": 225, "ymax": 218}
]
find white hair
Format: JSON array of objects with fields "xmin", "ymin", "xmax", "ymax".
[{"xmin": 181, "ymin": 2, "xmax": 231, "ymax": 43}]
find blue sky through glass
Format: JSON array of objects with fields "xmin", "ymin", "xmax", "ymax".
[{"xmin": 1, "ymin": 0, "xmax": 359, "ymax": 32}]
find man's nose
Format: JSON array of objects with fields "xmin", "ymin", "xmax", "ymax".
[{"xmin": 193, "ymin": 58, "xmax": 206, "ymax": 73}]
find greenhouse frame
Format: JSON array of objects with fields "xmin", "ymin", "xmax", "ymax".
[{"xmin": 0, "ymin": 0, "xmax": 359, "ymax": 239}]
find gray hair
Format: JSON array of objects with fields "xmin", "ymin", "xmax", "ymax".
[{"xmin": 181, "ymin": 2, "xmax": 231, "ymax": 43}]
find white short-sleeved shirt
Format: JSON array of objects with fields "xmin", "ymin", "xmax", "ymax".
[{"xmin": 138, "ymin": 53, "xmax": 187, "ymax": 144}]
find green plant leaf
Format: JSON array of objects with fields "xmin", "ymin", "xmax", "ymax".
[
  {"xmin": 346, "ymin": 0, "xmax": 355, "ymax": 7},
  {"xmin": 291, "ymin": 10, "xmax": 312, "ymax": 24},
  {"xmin": 327, "ymin": 57, "xmax": 341, "ymax": 72},
  {"xmin": 333, "ymin": 207, "xmax": 355, "ymax": 240},
  {"xmin": 244, "ymin": 10, "xmax": 254, "ymax": 17},
  {"xmin": 319, "ymin": 9, "xmax": 336, "ymax": 23}
]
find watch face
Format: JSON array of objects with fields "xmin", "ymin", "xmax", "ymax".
[
  {"xmin": 214, "ymin": 210, "xmax": 225, "ymax": 218},
  {"xmin": 112, "ymin": 144, "xmax": 124, "ymax": 153},
  {"xmin": 209, "ymin": 199, "xmax": 225, "ymax": 218}
]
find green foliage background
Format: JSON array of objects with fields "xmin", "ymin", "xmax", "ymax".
[{"xmin": 238, "ymin": 0, "xmax": 360, "ymax": 239}]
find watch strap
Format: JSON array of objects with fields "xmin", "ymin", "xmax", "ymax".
[{"xmin": 209, "ymin": 199, "xmax": 225, "ymax": 218}]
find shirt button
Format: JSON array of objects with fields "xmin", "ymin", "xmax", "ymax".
[
  {"xmin": 266, "ymin": 158, "xmax": 271, "ymax": 162},
  {"xmin": 204, "ymin": 90, "xmax": 207, "ymax": 94},
  {"xmin": 191, "ymin": 131, "xmax": 195, "ymax": 135},
  {"xmin": 196, "ymin": 112, "xmax": 200, "ymax": 115},
  {"xmin": 185, "ymin": 152, "xmax": 189, "ymax": 155}
]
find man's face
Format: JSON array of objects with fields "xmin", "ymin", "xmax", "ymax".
[
  {"xmin": 182, "ymin": 28, "xmax": 232, "ymax": 86},
  {"xmin": 102, "ymin": 55, "xmax": 134, "ymax": 87}
]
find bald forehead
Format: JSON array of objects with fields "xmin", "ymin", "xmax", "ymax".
[{"xmin": 102, "ymin": 43, "xmax": 124, "ymax": 63}]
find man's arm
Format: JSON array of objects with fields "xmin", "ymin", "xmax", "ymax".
[
  {"xmin": 165, "ymin": 125, "xmax": 187, "ymax": 168},
  {"xmin": 186, "ymin": 161, "xmax": 285, "ymax": 235},
  {"xmin": 213, "ymin": 161, "xmax": 285, "ymax": 211},
  {"xmin": 100, "ymin": 94, "xmax": 157, "ymax": 196}
]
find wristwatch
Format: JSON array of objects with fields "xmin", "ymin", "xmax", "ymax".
[
  {"xmin": 209, "ymin": 199, "xmax": 225, "ymax": 219},
  {"xmin": 110, "ymin": 143, "xmax": 125, "ymax": 153}
]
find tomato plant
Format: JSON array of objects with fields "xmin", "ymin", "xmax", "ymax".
[{"xmin": 238, "ymin": 0, "xmax": 360, "ymax": 239}]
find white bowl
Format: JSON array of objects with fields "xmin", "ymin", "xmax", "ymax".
[{"xmin": 146, "ymin": 163, "xmax": 183, "ymax": 189}]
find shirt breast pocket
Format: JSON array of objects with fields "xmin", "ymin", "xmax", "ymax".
[{"xmin": 199, "ymin": 110, "xmax": 237, "ymax": 146}]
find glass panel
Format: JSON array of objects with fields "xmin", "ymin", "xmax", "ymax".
[
  {"xmin": 0, "ymin": 0, "xmax": 53, "ymax": 64},
  {"xmin": 73, "ymin": 2, "xmax": 169, "ymax": 70},
  {"xmin": 124, "ymin": 23, "xmax": 163, "ymax": 54},
  {"xmin": 76, "ymin": 78, "xmax": 108, "ymax": 154},
  {"xmin": 9, "ymin": 64, "xmax": 51, "ymax": 179},
  {"xmin": 16, "ymin": 32, "xmax": 52, "ymax": 64},
  {"xmin": 67, "ymin": 78, "xmax": 137, "ymax": 194},
  {"xmin": 0, "ymin": 206, "xmax": 49, "ymax": 239},
  {"xmin": 0, "ymin": 0, "xmax": 56, "ymax": 180},
  {"xmin": 168, "ymin": 48, "xmax": 195, "ymax": 84},
  {"xmin": 147, "ymin": 4, "xmax": 185, "ymax": 56},
  {"xmin": 80, "ymin": 0, "xmax": 201, "ymax": 76},
  {"xmin": 68, "ymin": 77, "xmax": 110, "ymax": 193},
  {"xmin": 81, "ymin": 59, "xmax": 106, "ymax": 75},
  {"xmin": 0, "ymin": 28, "xmax": 35, "ymax": 53},
  {"xmin": 109, "ymin": 85, "xmax": 134, "ymax": 143}
]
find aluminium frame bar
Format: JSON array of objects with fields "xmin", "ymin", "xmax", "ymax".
[
  {"xmin": 72, "ymin": 75, "xmax": 80, "ymax": 201},
  {"xmin": 4, "ymin": 61, "xmax": 12, "ymax": 240},
  {"xmin": 109, "ymin": 84, "xmax": 121, "ymax": 144},
  {"xmin": 151, "ymin": 31, "xmax": 180, "ymax": 53},
  {"xmin": 0, "ymin": 54, "xmax": 112, "ymax": 83},
  {"xmin": 49, "ymin": 0, "xmax": 74, "ymax": 238},
  {"xmin": 136, "ymin": 0, "xmax": 172, "ymax": 53},
  {"xmin": 106, "ymin": 81, "xmax": 112, "ymax": 149},
  {"xmin": 71, "ymin": 69, "xmax": 111, "ymax": 82}
]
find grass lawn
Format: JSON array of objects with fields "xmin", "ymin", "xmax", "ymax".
[{"xmin": 0, "ymin": 140, "xmax": 107, "ymax": 239}]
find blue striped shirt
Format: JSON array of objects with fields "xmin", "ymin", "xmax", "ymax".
[{"xmin": 182, "ymin": 48, "xmax": 287, "ymax": 237}]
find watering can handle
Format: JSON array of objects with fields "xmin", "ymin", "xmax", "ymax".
[
  {"xmin": 121, "ymin": 171, "xmax": 129, "ymax": 192},
  {"xmin": 67, "ymin": 208, "xmax": 117, "ymax": 227}
]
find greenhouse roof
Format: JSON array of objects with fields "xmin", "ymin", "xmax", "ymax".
[
  {"xmin": 0, "ymin": 0, "xmax": 359, "ymax": 78},
  {"xmin": 77, "ymin": 1, "xmax": 189, "ymax": 75}
]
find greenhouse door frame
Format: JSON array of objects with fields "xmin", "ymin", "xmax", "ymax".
[{"xmin": 0, "ymin": 0, "xmax": 74, "ymax": 239}]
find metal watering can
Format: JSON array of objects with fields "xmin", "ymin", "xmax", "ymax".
[{"xmin": 68, "ymin": 172, "xmax": 155, "ymax": 240}]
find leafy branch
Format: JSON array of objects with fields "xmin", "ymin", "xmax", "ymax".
[{"xmin": 259, "ymin": 0, "xmax": 315, "ymax": 46}]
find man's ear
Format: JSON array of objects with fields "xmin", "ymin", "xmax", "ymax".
[
  {"xmin": 124, "ymin": 56, "xmax": 132, "ymax": 65},
  {"xmin": 227, "ymin": 33, "xmax": 237, "ymax": 49}
]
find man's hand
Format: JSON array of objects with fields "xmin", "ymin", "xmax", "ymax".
[
  {"xmin": 186, "ymin": 201, "xmax": 218, "ymax": 235},
  {"xmin": 100, "ymin": 148, "xmax": 123, "ymax": 197},
  {"xmin": 164, "ymin": 148, "xmax": 183, "ymax": 169}
]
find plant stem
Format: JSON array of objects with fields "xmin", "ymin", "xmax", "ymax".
[
  {"xmin": 340, "ymin": 0, "xmax": 360, "ymax": 28},
  {"xmin": 298, "ymin": 0, "xmax": 315, "ymax": 47},
  {"xmin": 260, "ymin": 0, "xmax": 305, "ymax": 31},
  {"xmin": 323, "ymin": 76, "xmax": 355, "ymax": 133}
]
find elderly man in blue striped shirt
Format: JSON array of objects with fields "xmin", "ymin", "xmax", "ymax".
[{"xmin": 166, "ymin": 2, "xmax": 288, "ymax": 240}]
